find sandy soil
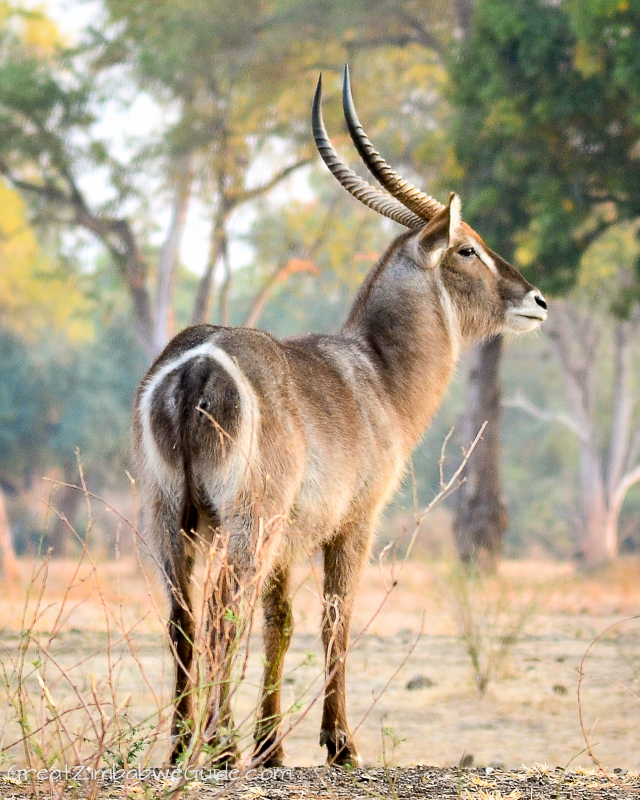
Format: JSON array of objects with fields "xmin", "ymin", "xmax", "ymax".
[{"xmin": 0, "ymin": 556, "xmax": 639, "ymax": 796}]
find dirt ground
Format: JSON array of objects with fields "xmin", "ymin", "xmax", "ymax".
[
  {"xmin": 1, "ymin": 556, "xmax": 639, "ymax": 798},
  {"xmin": 2, "ymin": 764, "xmax": 640, "ymax": 799}
]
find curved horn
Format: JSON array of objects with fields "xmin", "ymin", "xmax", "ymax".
[
  {"xmin": 312, "ymin": 74, "xmax": 425, "ymax": 230},
  {"xmin": 342, "ymin": 64, "xmax": 445, "ymax": 222}
]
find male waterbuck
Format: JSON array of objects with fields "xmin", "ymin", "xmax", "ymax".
[{"xmin": 132, "ymin": 67, "xmax": 547, "ymax": 767}]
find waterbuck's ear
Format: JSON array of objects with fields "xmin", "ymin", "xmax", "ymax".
[
  {"xmin": 419, "ymin": 192, "xmax": 463, "ymax": 268},
  {"xmin": 448, "ymin": 192, "xmax": 462, "ymax": 243}
]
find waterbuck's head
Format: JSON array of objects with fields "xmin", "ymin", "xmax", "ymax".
[{"xmin": 313, "ymin": 67, "xmax": 547, "ymax": 347}]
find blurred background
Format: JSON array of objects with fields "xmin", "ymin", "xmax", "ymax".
[{"xmin": 1, "ymin": 0, "xmax": 640, "ymax": 572}]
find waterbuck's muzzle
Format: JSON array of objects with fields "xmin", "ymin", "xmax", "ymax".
[{"xmin": 505, "ymin": 289, "xmax": 548, "ymax": 332}]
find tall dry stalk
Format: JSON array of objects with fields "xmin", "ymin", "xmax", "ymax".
[
  {"xmin": 0, "ymin": 428, "xmax": 486, "ymax": 797},
  {"xmin": 445, "ymin": 564, "xmax": 548, "ymax": 696}
]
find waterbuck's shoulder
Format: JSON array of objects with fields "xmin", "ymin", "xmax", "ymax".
[{"xmin": 282, "ymin": 332, "xmax": 379, "ymax": 386}]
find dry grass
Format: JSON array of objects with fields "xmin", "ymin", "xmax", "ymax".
[{"xmin": 1, "ymin": 554, "xmax": 639, "ymax": 777}]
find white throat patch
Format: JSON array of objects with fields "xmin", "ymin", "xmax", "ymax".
[{"xmin": 434, "ymin": 266, "xmax": 461, "ymax": 361}]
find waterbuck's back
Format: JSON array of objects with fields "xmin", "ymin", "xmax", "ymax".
[{"xmin": 133, "ymin": 323, "xmax": 406, "ymax": 561}]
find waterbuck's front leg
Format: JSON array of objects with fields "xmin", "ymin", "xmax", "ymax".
[
  {"xmin": 320, "ymin": 527, "xmax": 369, "ymax": 766},
  {"xmin": 253, "ymin": 564, "xmax": 293, "ymax": 766}
]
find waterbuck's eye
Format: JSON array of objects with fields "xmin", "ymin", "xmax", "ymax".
[{"xmin": 458, "ymin": 246, "xmax": 476, "ymax": 258}]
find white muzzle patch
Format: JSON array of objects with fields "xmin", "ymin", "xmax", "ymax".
[{"xmin": 504, "ymin": 290, "xmax": 548, "ymax": 333}]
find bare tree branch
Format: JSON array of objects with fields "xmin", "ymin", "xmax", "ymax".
[
  {"xmin": 153, "ymin": 155, "xmax": 195, "ymax": 354},
  {"xmin": 243, "ymin": 258, "xmax": 319, "ymax": 329},
  {"xmin": 192, "ymin": 193, "xmax": 231, "ymax": 326},
  {"xmin": 606, "ymin": 318, "xmax": 635, "ymax": 501},
  {"xmin": 625, "ymin": 425, "xmax": 640, "ymax": 474},
  {"xmin": 1, "ymin": 164, "xmax": 155, "ymax": 354},
  {"xmin": 574, "ymin": 218, "xmax": 613, "ymax": 252},
  {"xmin": 233, "ymin": 157, "xmax": 312, "ymax": 205},
  {"xmin": 503, "ymin": 391, "xmax": 589, "ymax": 442},
  {"xmin": 392, "ymin": 7, "xmax": 447, "ymax": 56},
  {"xmin": 346, "ymin": 32, "xmax": 443, "ymax": 57},
  {"xmin": 613, "ymin": 463, "xmax": 640, "ymax": 512},
  {"xmin": 545, "ymin": 300, "xmax": 601, "ymax": 429},
  {"xmin": 217, "ymin": 234, "xmax": 232, "ymax": 327},
  {"xmin": 453, "ymin": 0, "xmax": 474, "ymax": 38}
]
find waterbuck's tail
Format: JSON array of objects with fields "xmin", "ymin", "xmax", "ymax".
[{"xmin": 138, "ymin": 342, "xmax": 253, "ymax": 534}]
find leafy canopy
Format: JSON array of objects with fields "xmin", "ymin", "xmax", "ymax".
[{"xmin": 449, "ymin": 0, "xmax": 640, "ymax": 295}]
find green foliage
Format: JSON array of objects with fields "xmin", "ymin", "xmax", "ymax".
[
  {"xmin": 449, "ymin": 0, "xmax": 640, "ymax": 295},
  {"xmin": 0, "ymin": 7, "xmax": 95, "ymax": 183},
  {"xmin": 100, "ymin": 0, "xmax": 319, "ymax": 183},
  {"xmin": 566, "ymin": 0, "xmax": 640, "ymax": 99},
  {"xmin": 0, "ymin": 330, "xmax": 51, "ymax": 485},
  {"xmin": 0, "ymin": 308, "xmax": 145, "ymax": 527}
]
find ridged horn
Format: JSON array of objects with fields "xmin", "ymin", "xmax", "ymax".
[
  {"xmin": 342, "ymin": 64, "xmax": 445, "ymax": 222},
  {"xmin": 312, "ymin": 74, "xmax": 425, "ymax": 230}
]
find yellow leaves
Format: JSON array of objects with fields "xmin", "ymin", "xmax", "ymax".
[
  {"xmin": 577, "ymin": 220, "xmax": 640, "ymax": 296},
  {"xmin": 441, "ymin": 143, "xmax": 465, "ymax": 183},
  {"xmin": 21, "ymin": 5, "xmax": 64, "ymax": 57},
  {"xmin": 574, "ymin": 39, "xmax": 605, "ymax": 78},
  {"xmin": 514, "ymin": 228, "xmax": 538, "ymax": 269},
  {"xmin": 484, "ymin": 98, "xmax": 524, "ymax": 138},
  {"xmin": 0, "ymin": 180, "xmax": 93, "ymax": 342},
  {"xmin": 2, "ymin": 2, "xmax": 66, "ymax": 57}
]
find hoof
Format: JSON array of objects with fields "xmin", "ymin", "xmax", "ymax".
[{"xmin": 319, "ymin": 728, "xmax": 361, "ymax": 767}]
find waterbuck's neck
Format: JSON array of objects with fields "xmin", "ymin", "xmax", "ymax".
[{"xmin": 342, "ymin": 236, "xmax": 458, "ymax": 448}]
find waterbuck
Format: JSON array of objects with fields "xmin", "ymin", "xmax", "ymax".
[{"xmin": 132, "ymin": 66, "xmax": 547, "ymax": 768}]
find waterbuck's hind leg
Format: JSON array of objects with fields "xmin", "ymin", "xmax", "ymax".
[
  {"xmin": 201, "ymin": 558, "xmax": 242, "ymax": 767},
  {"xmin": 155, "ymin": 500, "xmax": 196, "ymax": 764},
  {"xmin": 253, "ymin": 565, "xmax": 293, "ymax": 767},
  {"xmin": 320, "ymin": 527, "xmax": 369, "ymax": 767},
  {"xmin": 199, "ymin": 489, "xmax": 292, "ymax": 767}
]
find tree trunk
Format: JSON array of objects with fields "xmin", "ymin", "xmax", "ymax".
[
  {"xmin": 603, "ymin": 505, "xmax": 621, "ymax": 563},
  {"xmin": 217, "ymin": 235, "xmax": 232, "ymax": 326},
  {"xmin": 152, "ymin": 155, "xmax": 194, "ymax": 357},
  {"xmin": 574, "ymin": 316, "xmax": 640, "ymax": 565},
  {"xmin": 0, "ymin": 487, "xmax": 19, "ymax": 581},
  {"xmin": 192, "ymin": 200, "xmax": 230, "ymax": 325},
  {"xmin": 453, "ymin": 0, "xmax": 474, "ymax": 38},
  {"xmin": 576, "ymin": 440, "xmax": 609, "ymax": 565},
  {"xmin": 454, "ymin": 334, "xmax": 507, "ymax": 572},
  {"xmin": 48, "ymin": 460, "xmax": 82, "ymax": 557},
  {"xmin": 506, "ymin": 301, "xmax": 640, "ymax": 566}
]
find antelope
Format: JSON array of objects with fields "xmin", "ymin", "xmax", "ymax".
[{"xmin": 132, "ymin": 66, "xmax": 548, "ymax": 768}]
